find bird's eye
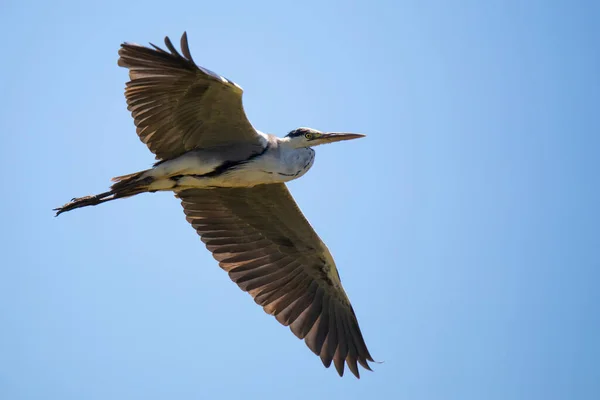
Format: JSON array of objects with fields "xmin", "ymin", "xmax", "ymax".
[{"xmin": 304, "ymin": 133, "xmax": 313, "ymax": 140}]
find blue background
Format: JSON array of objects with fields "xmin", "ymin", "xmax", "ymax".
[{"xmin": 1, "ymin": 0, "xmax": 598, "ymax": 399}]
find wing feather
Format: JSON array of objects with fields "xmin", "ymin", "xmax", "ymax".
[
  {"xmin": 118, "ymin": 32, "xmax": 263, "ymax": 160},
  {"xmin": 176, "ymin": 184, "xmax": 374, "ymax": 378}
]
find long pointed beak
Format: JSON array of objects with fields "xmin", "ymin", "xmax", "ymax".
[{"xmin": 315, "ymin": 132, "xmax": 366, "ymax": 145}]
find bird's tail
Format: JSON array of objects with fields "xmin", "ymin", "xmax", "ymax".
[{"xmin": 54, "ymin": 170, "xmax": 154, "ymax": 216}]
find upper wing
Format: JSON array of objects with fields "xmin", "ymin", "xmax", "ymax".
[
  {"xmin": 118, "ymin": 32, "xmax": 263, "ymax": 160},
  {"xmin": 176, "ymin": 184, "xmax": 374, "ymax": 378}
]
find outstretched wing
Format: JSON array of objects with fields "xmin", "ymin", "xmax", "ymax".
[
  {"xmin": 118, "ymin": 32, "xmax": 264, "ymax": 160},
  {"xmin": 176, "ymin": 184, "xmax": 374, "ymax": 378}
]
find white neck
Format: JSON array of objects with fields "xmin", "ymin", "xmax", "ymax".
[{"xmin": 278, "ymin": 136, "xmax": 308, "ymax": 150}]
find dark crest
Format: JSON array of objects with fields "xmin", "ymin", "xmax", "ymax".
[{"xmin": 286, "ymin": 127, "xmax": 318, "ymax": 138}]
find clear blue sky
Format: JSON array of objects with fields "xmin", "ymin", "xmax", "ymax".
[{"xmin": 1, "ymin": 0, "xmax": 598, "ymax": 399}]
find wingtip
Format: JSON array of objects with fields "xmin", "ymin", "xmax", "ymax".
[
  {"xmin": 348, "ymin": 366, "xmax": 361, "ymax": 379},
  {"xmin": 333, "ymin": 358, "xmax": 345, "ymax": 377},
  {"xmin": 179, "ymin": 32, "xmax": 194, "ymax": 62}
]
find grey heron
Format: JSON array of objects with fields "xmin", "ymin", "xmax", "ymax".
[{"xmin": 55, "ymin": 32, "xmax": 374, "ymax": 378}]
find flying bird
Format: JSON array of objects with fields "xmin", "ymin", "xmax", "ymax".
[{"xmin": 55, "ymin": 32, "xmax": 374, "ymax": 378}]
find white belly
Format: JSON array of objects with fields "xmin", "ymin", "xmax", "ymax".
[
  {"xmin": 196, "ymin": 147, "xmax": 315, "ymax": 187},
  {"xmin": 148, "ymin": 147, "xmax": 316, "ymax": 190}
]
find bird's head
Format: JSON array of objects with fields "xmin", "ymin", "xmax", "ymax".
[{"xmin": 283, "ymin": 127, "xmax": 365, "ymax": 149}]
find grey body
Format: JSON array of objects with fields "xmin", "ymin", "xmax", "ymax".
[
  {"xmin": 147, "ymin": 135, "xmax": 316, "ymax": 191},
  {"xmin": 55, "ymin": 33, "xmax": 374, "ymax": 378}
]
